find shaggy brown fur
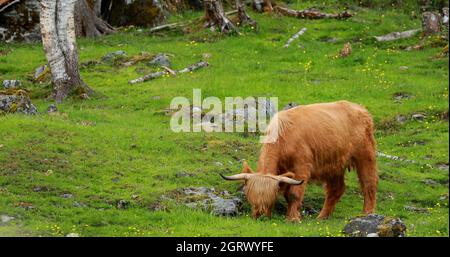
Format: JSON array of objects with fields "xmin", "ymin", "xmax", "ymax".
[
  {"xmin": 245, "ymin": 176, "xmax": 280, "ymax": 217},
  {"xmin": 227, "ymin": 101, "xmax": 378, "ymax": 221}
]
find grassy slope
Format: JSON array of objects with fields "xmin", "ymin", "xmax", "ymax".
[{"xmin": 0, "ymin": 3, "xmax": 448, "ymax": 236}]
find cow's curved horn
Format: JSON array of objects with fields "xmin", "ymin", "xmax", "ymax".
[
  {"xmin": 275, "ymin": 176, "xmax": 304, "ymax": 185},
  {"xmin": 220, "ymin": 173, "xmax": 252, "ymax": 181}
]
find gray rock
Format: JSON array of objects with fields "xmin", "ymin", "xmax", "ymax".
[
  {"xmin": 0, "ymin": 92, "xmax": 38, "ymax": 115},
  {"xmin": 47, "ymin": 104, "xmax": 58, "ymax": 113},
  {"xmin": 404, "ymin": 205, "xmax": 429, "ymax": 213},
  {"xmin": 117, "ymin": 199, "xmax": 129, "ymax": 209},
  {"xmin": 61, "ymin": 193, "xmax": 73, "ymax": 199},
  {"xmin": 422, "ymin": 179, "xmax": 439, "ymax": 186},
  {"xmin": 148, "ymin": 53, "xmax": 171, "ymax": 67},
  {"xmin": 399, "ymin": 66, "xmax": 409, "ymax": 71},
  {"xmin": 393, "ymin": 92, "xmax": 414, "ymax": 102},
  {"xmin": 412, "ymin": 113, "xmax": 426, "ymax": 121},
  {"xmin": 2, "ymin": 80, "xmax": 21, "ymax": 89},
  {"xmin": 343, "ymin": 214, "xmax": 406, "ymax": 237},
  {"xmin": 436, "ymin": 163, "xmax": 449, "ymax": 171},
  {"xmin": 178, "ymin": 187, "xmax": 242, "ymax": 216},
  {"xmin": 396, "ymin": 114, "xmax": 408, "ymax": 124},
  {"xmin": 1, "ymin": 214, "xmax": 15, "ymax": 223},
  {"xmin": 102, "ymin": 50, "xmax": 127, "ymax": 63},
  {"xmin": 283, "ymin": 102, "xmax": 299, "ymax": 110},
  {"xmin": 34, "ymin": 65, "xmax": 48, "ymax": 80},
  {"xmin": 366, "ymin": 233, "xmax": 379, "ymax": 237},
  {"xmin": 218, "ymin": 98, "xmax": 277, "ymax": 128}
]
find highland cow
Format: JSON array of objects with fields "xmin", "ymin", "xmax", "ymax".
[{"xmin": 221, "ymin": 101, "xmax": 378, "ymax": 221}]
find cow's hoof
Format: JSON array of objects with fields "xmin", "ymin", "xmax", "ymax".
[
  {"xmin": 286, "ymin": 216, "xmax": 301, "ymax": 223},
  {"xmin": 317, "ymin": 214, "xmax": 331, "ymax": 220}
]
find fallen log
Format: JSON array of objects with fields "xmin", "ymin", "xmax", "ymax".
[
  {"xmin": 374, "ymin": 29, "xmax": 420, "ymax": 42},
  {"xmin": 148, "ymin": 10, "xmax": 238, "ymax": 34},
  {"xmin": 284, "ymin": 27, "xmax": 307, "ymax": 48},
  {"xmin": 129, "ymin": 61, "xmax": 209, "ymax": 84},
  {"xmin": 128, "ymin": 71, "xmax": 167, "ymax": 84},
  {"xmin": 178, "ymin": 61, "xmax": 209, "ymax": 73},
  {"xmin": 149, "ymin": 22, "xmax": 183, "ymax": 33},
  {"xmin": 274, "ymin": 6, "xmax": 353, "ymax": 19}
]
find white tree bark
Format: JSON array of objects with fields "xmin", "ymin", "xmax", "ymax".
[{"xmin": 40, "ymin": 0, "xmax": 92, "ymax": 103}]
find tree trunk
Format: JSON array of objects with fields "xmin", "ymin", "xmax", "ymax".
[
  {"xmin": 422, "ymin": 11, "xmax": 441, "ymax": 36},
  {"xmin": 40, "ymin": 0, "xmax": 93, "ymax": 103},
  {"xmin": 274, "ymin": 6, "xmax": 352, "ymax": 19},
  {"xmin": 75, "ymin": 0, "xmax": 115, "ymax": 38},
  {"xmin": 252, "ymin": 0, "xmax": 272, "ymax": 13},
  {"xmin": 236, "ymin": 0, "xmax": 258, "ymax": 29},
  {"xmin": 203, "ymin": 0, "xmax": 238, "ymax": 33},
  {"xmin": 263, "ymin": 0, "xmax": 273, "ymax": 13}
]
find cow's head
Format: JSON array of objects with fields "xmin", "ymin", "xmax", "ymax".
[{"xmin": 220, "ymin": 161, "xmax": 303, "ymax": 219}]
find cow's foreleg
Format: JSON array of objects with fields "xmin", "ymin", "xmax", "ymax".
[
  {"xmin": 318, "ymin": 176, "xmax": 345, "ymax": 219},
  {"xmin": 284, "ymin": 167, "xmax": 310, "ymax": 222},
  {"xmin": 284, "ymin": 184, "xmax": 306, "ymax": 222}
]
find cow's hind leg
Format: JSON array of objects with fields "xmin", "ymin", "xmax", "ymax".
[
  {"xmin": 355, "ymin": 150, "xmax": 378, "ymax": 214},
  {"xmin": 317, "ymin": 175, "xmax": 345, "ymax": 219}
]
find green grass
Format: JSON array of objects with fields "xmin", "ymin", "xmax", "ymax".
[{"xmin": 0, "ymin": 3, "xmax": 448, "ymax": 237}]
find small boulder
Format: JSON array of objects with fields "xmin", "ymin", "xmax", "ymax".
[
  {"xmin": 34, "ymin": 65, "xmax": 50, "ymax": 82},
  {"xmin": 117, "ymin": 199, "xmax": 129, "ymax": 209},
  {"xmin": 283, "ymin": 102, "xmax": 299, "ymax": 110},
  {"xmin": 1, "ymin": 214, "xmax": 15, "ymax": 224},
  {"xmin": 2, "ymin": 80, "xmax": 21, "ymax": 89},
  {"xmin": 174, "ymin": 187, "xmax": 242, "ymax": 216},
  {"xmin": 396, "ymin": 114, "xmax": 408, "ymax": 124},
  {"xmin": 393, "ymin": 92, "xmax": 414, "ymax": 102},
  {"xmin": 404, "ymin": 205, "xmax": 429, "ymax": 213},
  {"xmin": 102, "ymin": 50, "xmax": 127, "ymax": 63},
  {"xmin": 0, "ymin": 89, "xmax": 38, "ymax": 115},
  {"xmin": 147, "ymin": 53, "xmax": 171, "ymax": 67},
  {"xmin": 412, "ymin": 113, "xmax": 426, "ymax": 121},
  {"xmin": 47, "ymin": 104, "xmax": 58, "ymax": 113},
  {"xmin": 343, "ymin": 214, "xmax": 406, "ymax": 237},
  {"xmin": 60, "ymin": 193, "xmax": 73, "ymax": 199},
  {"xmin": 436, "ymin": 162, "xmax": 449, "ymax": 171}
]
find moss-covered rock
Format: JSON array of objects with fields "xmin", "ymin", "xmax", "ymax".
[
  {"xmin": 0, "ymin": 88, "xmax": 38, "ymax": 115},
  {"xmin": 343, "ymin": 214, "xmax": 407, "ymax": 237}
]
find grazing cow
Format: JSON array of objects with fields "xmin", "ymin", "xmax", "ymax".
[{"xmin": 221, "ymin": 101, "xmax": 378, "ymax": 221}]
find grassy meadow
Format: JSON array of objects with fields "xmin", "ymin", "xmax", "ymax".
[{"xmin": 0, "ymin": 1, "xmax": 449, "ymax": 236}]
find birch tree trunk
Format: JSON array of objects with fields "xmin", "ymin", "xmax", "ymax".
[{"xmin": 40, "ymin": 0, "xmax": 93, "ymax": 103}]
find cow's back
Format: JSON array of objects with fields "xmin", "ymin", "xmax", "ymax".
[{"xmin": 272, "ymin": 101, "xmax": 374, "ymax": 178}]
